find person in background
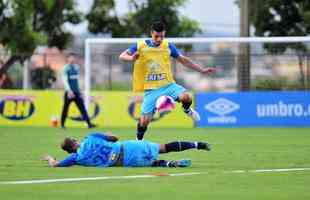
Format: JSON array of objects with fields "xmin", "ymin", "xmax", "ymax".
[{"xmin": 60, "ymin": 53, "xmax": 96, "ymax": 129}]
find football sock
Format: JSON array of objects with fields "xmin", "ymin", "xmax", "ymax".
[
  {"xmin": 165, "ymin": 141, "xmax": 197, "ymax": 152},
  {"xmin": 152, "ymin": 160, "xmax": 181, "ymax": 167},
  {"xmin": 136, "ymin": 123, "xmax": 147, "ymax": 140},
  {"xmin": 151, "ymin": 160, "xmax": 169, "ymax": 167},
  {"xmin": 182, "ymin": 100, "xmax": 192, "ymax": 113}
]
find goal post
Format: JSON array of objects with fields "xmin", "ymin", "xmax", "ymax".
[{"xmin": 84, "ymin": 36, "xmax": 310, "ymax": 109}]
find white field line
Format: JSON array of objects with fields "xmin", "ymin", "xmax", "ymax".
[
  {"xmin": 251, "ymin": 168, "xmax": 310, "ymax": 173},
  {"xmin": 0, "ymin": 172, "xmax": 202, "ymax": 185},
  {"xmin": 231, "ymin": 167, "xmax": 310, "ymax": 173},
  {"xmin": 1, "ymin": 167, "xmax": 310, "ymax": 185}
]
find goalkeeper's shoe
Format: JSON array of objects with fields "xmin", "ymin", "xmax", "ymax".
[
  {"xmin": 185, "ymin": 108, "xmax": 201, "ymax": 121},
  {"xmin": 168, "ymin": 159, "xmax": 192, "ymax": 168},
  {"xmin": 197, "ymin": 142, "xmax": 212, "ymax": 151}
]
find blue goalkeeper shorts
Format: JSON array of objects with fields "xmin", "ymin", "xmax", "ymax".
[
  {"xmin": 141, "ymin": 83, "xmax": 186, "ymax": 115},
  {"xmin": 122, "ymin": 140, "xmax": 160, "ymax": 167}
]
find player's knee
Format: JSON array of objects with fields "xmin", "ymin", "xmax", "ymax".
[
  {"xmin": 139, "ymin": 117, "xmax": 151, "ymax": 127},
  {"xmin": 179, "ymin": 92, "xmax": 192, "ymax": 104},
  {"xmin": 159, "ymin": 144, "xmax": 167, "ymax": 153}
]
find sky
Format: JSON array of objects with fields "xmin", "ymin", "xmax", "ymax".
[{"xmin": 67, "ymin": 0, "xmax": 240, "ymax": 36}]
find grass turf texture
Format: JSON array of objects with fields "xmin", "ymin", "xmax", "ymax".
[{"xmin": 0, "ymin": 127, "xmax": 309, "ymax": 200}]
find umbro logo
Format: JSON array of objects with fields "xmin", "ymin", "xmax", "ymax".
[{"xmin": 205, "ymin": 98, "xmax": 240, "ymax": 116}]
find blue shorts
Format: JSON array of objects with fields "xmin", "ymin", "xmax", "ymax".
[
  {"xmin": 122, "ymin": 140, "xmax": 160, "ymax": 167},
  {"xmin": 141, "ymin": 83, "xmax": 186, "ymax": 115}
]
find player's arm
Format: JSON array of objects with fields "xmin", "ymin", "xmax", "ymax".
[
  {"xmin": 176, "ymin": 55, "xmax": 216, "ymax": 75},
  {"xmin": 119, "ymin": 44, "xmax": 139, "ymax": 62},
  {"xmin": 42, "ymin": 154, "xmax": 77, "ymax": 167},
  {"xmin": 169, "ymin": 43, "xmax": 216, "ymax": 75},
  {"xmin": 62, "ymin": 65, "xmax": 71, "ymax": 91},
  {"xmin": 42, "ymin": 155, "xmax": 60, "ymax": 167},
  {"xmin": 90, "ymin": 132, "xmax": 119, "ymax": 142},
  {"xmin": 104, "ymin": 132, "xmax": 119, "ymax": 142}
]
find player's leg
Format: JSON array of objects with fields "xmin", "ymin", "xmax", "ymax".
[
  {"xmin": 159, "ymin": 141, "xmax": 211, "ymax": 153},
  {"xmin": 151, "ymin": 159, "xmax": 192, "ymax": 168},
  {"xmin": 74, "ymin": 93, "xmax": 96, "ymax": 128},
  {"xmin": 164, "ymin": 83, "xmax": 200, "ymax": 121},
  {"xmin": 178, "ymin": 92, "xmax": 200, "ymax": 121},
  {"xmin": 136, "ymin": 115, "xmax": 152, "ymax": 140},
  {"xmin": 60, "ymin": 92, "xmax": 72, "ymax": 128},
  {"xmin": 136, "ymin": 90, "xmax": 158, "ymax": 140}
]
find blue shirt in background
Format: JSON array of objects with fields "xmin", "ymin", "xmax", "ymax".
[{"xmin": 62, "ymin": 64, "xmax": 80, "ymax": 93}]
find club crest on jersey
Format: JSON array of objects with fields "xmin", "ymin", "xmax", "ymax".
[
  {"xmin": 146, "ymin": 60, "xmax": 166, "ymax": 81},
  {"xmin": 147, "ymin": 60, "xmax": 161, "ymax": 72}
]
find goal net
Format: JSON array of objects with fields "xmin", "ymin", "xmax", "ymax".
[{"xmin": 83, "ymin": 37, "xmax": 310, "ymax": 108}]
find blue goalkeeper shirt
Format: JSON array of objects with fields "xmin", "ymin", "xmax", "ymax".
[{"xmin": 58, "ymin": 133, "xmax": 121, "ymax": 167}]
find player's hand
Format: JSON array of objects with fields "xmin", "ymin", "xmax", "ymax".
[
  {"xmin": 41, "ymin": 155, "xmax": 58, "ymax": 167},
  {"xmin": 67, "ymin": 91, "xmax": 75, "ymax": 99},
  {"xmin": 41, "ymin": 155, "xmax": 54, "ymax": 161},
  {"xmin": 106, "ymin": 131, "xmax": 119, "ymax": 142},
  {"xmin": 131, "ymin": 53, "xmax": 139, "ymax": 61},
  {"xmin": 201, "ymin": 67, "xmax": 217, "ymax": 75}
]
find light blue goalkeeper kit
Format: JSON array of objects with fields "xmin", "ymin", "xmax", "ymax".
[{"xmin": 58, "ymin": 133, "xmax": 160, "ymax": 167}]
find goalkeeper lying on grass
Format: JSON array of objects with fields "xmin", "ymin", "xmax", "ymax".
[{"xmin": 42, "ymin": 132, "xmax": 211, "ymax": 168}]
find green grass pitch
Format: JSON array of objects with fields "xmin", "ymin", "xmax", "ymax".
[{"xmin": 0, "ymin": 126, "xmax": 310, "ymax": 200}]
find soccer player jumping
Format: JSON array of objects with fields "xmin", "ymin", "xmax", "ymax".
[{"xmin": 119, "ymin": 21, "xmax": 216, "ymax": 140}]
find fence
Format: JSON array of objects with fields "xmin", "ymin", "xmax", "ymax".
[{"xmin": 1, "ymin": 47, "xmax": 310, "ymax": 91}]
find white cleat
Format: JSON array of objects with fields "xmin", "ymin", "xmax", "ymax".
[{"xmin": 186, "ymin": 108, "xmax": 201, "ymax": 121}]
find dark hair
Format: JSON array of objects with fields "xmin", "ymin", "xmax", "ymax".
[
  {"xmin": 151, "ymin": 21, "xmax": 166, "ymax": 32},
  {"xmin": 61, "ymin": 138, "xmax": 77, "ymax": 153}
]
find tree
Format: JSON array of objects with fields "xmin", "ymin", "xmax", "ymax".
[
  {"xmin": 248, "ymin": 0, "xmax": 310, "ymax": 89},
  {"xmin": 0, "ymin": 0, "xmax": 82, "ymax": 78},
  {"xmin": 30, "ymin": 66, "xmax": 56, "ymax": 89},
  {"xmin": 86, "ymin": 0, "xmax": 201, "ymax": 37}
]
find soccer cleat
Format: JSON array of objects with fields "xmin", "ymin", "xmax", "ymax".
[
  {"xmin": 88, "ymin": 123, "xmax": 97, "ymax": 129},
  {"xmin": 168, "ymin": 159, "xmax": 192, "ymax": 167},
  {"xmin": 185, "ymin": 108, "xmax": 201, "ymax": 121},
  {"xmin": 198, "ymin": 142, "xmax": 212, "ymax": 151},
  {"xmin": 136, "ymin": 137, "xmax": 144, "ymax": 141},
  {"xmin": 136, "ymin": 133, "xmax": 145, "ymax": 141}
]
